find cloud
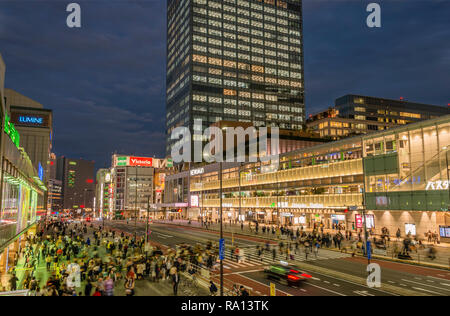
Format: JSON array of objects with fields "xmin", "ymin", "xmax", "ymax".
[{"xmin": 0, "ymin": 0, "xmax": 449, "ymax": 170}]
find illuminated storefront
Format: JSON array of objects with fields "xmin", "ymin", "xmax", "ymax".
[
  {"xmin": 363, "ymin": 115, "xmax": 450, "ymax": 237},
  {"xmin": 0, "ymin": 129, "xmax": 46, "ymax": 289},
  {"xmin": 166, "ymin": 115, "xmax": 450, "ymax": 238}
]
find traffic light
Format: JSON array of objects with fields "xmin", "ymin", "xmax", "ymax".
[{"xmin": 177, "ymin": 209, "xmax": 183, "ymax": 213}]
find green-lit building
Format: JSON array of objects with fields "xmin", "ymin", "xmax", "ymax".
[{"xmin": 0, "ymin": 53, "xmax": 47, "ymax": 288}]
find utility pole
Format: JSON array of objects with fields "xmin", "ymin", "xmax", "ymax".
[
  {"xmin": 238, "ymin": 162, "xmax": 242, "ymax": 224},
  {"xmin": 146, "ymin": 195, "xmax": 150, "ymax": 259},
  {"xmin": 444, "ymin": 147, "xmax": 450, "ymax": 211},
  {"xmin": 219, "ymin": 161, "xmax": 224, "ymax": 296},
  {"xmin": 134, "ymin": 166, "xmax": 138, "ymax": 241},
  {"xmin": 361, "ymin": 155, "xmax": 370, "ymax": 265}
]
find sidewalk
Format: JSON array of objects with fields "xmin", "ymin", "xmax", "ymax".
[
  {"xmin": 5, "ymin": 223, "xmax": 203, "ymax": 296},
  {"xmin": 155, "ymin": 219, "xmax": 450, "ymax": 270}
]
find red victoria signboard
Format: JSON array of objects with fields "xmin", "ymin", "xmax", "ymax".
[{"xmin": 129, "ymin": 157, "xmax": 153, "ymax": 167}]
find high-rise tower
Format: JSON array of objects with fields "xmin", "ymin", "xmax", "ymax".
[{"xmin": 166, "ymin": 0, "xmax": 305, "ymax": 155}]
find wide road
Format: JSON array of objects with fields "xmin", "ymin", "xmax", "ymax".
[{"xmin": 99, "ymin": 220, "xmax": 450, "ymax": 296}]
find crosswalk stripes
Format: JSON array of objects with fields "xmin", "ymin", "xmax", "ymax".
[{"xmin": 219, "ymin": 246, "xmax": 351, "ymax": 270}]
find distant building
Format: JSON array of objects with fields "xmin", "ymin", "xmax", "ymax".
[
  {"xmin": 108, "ymin": 155, "xmax": 172, "ymax": 219},
  {"xmin": 4, "ymin": 89, "xmax": 53, "ymax": 184},
  {"xmin": 307, "ymin": 94, "xmax": 450, "ymax": 139},
  {"xmin": 47, "ymin": 179, "xmax": 63, "ymax": 213},
  {"xmin": 96, "ymin": 168, "xmax": 112, "ymax": 218},
  {"xmin": 56, "ymin": 157, "xmax": 95, "ymax": 211}
]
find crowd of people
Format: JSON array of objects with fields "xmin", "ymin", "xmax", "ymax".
[{"xmin": 2, "ymin": 218, "xmax": 254, "ymax": 296}]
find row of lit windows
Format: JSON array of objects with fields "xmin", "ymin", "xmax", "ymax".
[
  {"xmin": 192, "ymin": 9, "xmax": 295, "ymax": 27},
  {"xmin": 191, "ymin": 106, "xmax": 302, "ymax": 122},
  {"xmin": 192, "ymin": 18, "xmax": 301, "ymax": 38},
  {"xmin": 192, "ymin": 43, "xmax": 301, "ymax": 70},
  {"xmin": 193, "ymin": 73, "xmax": 302, "ymax": 88},
  {"xmin": 193, "ymin": 93, "xmax": 303, "ymax": 112},
  {"xmin": 192, "ymin": 60, "xmax": 301, "ymax": 78},
  {"xmin": 193, "ymin": 0, "xmax": 297, "ymax": 19},
  {"xmin": 192, "ymin": 40, "xmax": 300, "ymax": 54}
]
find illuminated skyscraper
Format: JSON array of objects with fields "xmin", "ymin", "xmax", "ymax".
[{"xmin": 166, "ymin": 0, "xmax": 305, "ymax": 155}]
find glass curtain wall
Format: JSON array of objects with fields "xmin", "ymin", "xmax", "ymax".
[{"xmin": 0, "ymin": 172, "xmax": 39, "ymax": 248}]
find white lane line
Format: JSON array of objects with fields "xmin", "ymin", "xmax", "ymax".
[
  {"xmin": 441, "ymin": 283, "xmax": 450, "ymax": 287},
  {"xmin": 302, "ymin": 269, "xmax": 399, "ymax": 296},
  {"xmin": 154, "ymin": 232, "xmax": 173, "ymax": 238},
  {"xmin": 235, "ymin": 274, "xmax": 293, "ymax": 296},
  {"xmin": 388, "ymin": 281, "xmax": 395, "ymax": 284},
  {"xmin": 311, "ymin": 277, "xmax": 321, "ymax": 281},
  {"xmin": 307, "ymin": 283, "xmax": 346, "ymax": 296},
  {"xmin": 354, "ymin": 290, "xmax": 375, "ymax": 297},
  {"xmin": 402, "ymin": 279, "xmax": 450, "ymax": 292},
  {"xmin": 333, "ymin": 284, "xmax": 341, "ymax": 287},
  {"xmin": 300, "ymin": 289, "xmax": 307, "ymax": 292},
  {"xmin": 412, "ymin": 287, "xmax": 444, "ymax": 296},
  {"xmin": 324, "ymin": 281, "xmax": 330, "ymax": 284}
]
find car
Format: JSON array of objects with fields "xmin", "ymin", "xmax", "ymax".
[{"xmin": 264, "ymin": 262, "xmax": 311, "ymax": 287}]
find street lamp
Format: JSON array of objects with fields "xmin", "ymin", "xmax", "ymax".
[
  {"xmin": 134, "ymin": 166, "xmax": 138, "ymax": 241},
  {"xmin": 443, "ymin": 146, "xmax": 450, "ymax": 210},
  {"xmin": 219, "ymin": 161, "xmax": 224, "ymax": 297}
]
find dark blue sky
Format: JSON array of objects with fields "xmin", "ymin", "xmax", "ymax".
[{"xmin": 1, "ymin": 0, "xmax": 449, "ymax": 169}]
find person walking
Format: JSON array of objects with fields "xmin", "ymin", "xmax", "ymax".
[{"xmin": 172, "ymin": 271, "xmax": 180, "ymax": 296}]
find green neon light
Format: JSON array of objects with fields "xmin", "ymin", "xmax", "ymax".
[{"xmin": 4, "ymin": 113, "xmax": 20, "ymax": 148}]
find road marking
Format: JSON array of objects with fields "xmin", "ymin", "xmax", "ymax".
[
  {"xmin": 324, "ymin": 281, "xmax": 330, "ymax": 284},
  {"xmin": 402, "ymin": 279, "xmax": 450, "ymax": 293},
  {"xmin": 441, "ymin": 283, "xmax": 450, "ymax": 287},
  {"xmin": 300, "ymin": 289, "xmax": 307, "ymax": 292},
  {"xmin": 412, "ymin": 287, "xmax": 444, "ymax": 296},
  {"xmin": 307, "ymin": 283, "xmax": 346, "ymax": 296},
  {"xmin": 388, "ymin": 281, "xmax": 395, "ymax": 284},
  {"xmin": 333, "ymin": 284, "xmax": 340, "ymax": 287},
  {"xmin": 234, "ymin": 274, "xmax": 293, "ymax": 296},
  {"xmin": 300, "ymin": 269, "xmax": 399, "ymax": 296},
  {"xmin": 154, "ymin": 232, "xmax": 173, "ymax": 238},
  {"xmin": 354, "ymin": 290, "xmax": 375, "ymax": 296},
  {"xmin": 311, "ymin": 277, "xmax": 321, "ymax": 281}
]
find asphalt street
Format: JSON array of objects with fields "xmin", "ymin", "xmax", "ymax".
[{"xmin": 100, "ymin": 220, "xmax": 450, "ymax": 296}]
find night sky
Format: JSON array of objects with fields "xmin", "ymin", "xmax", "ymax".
[{"xmin": 0, "ymin": 0, "xmax": 449, "ymax": 169}]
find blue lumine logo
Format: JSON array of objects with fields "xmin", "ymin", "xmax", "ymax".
[{"xmin": 18, "ymin": 116, "xmax": 43, "ymax": 124}]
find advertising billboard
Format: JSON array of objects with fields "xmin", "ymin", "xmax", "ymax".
[
  {"xmin": 190, "ymin": 195, "xmax": 199, "ymax": 207},
  {"xmin": 129, "ymin": 157, "xmax": 153, "ymax": 167}
]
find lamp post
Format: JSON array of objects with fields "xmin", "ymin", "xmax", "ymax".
[
  {"xmin": 219, "ymin": 161, "xmax": 224, "ymax": 296},
  {"xmin": 145, "ymin": 195, "xmax": 151, "ymax": 259},
  {"xmin": 443, "ymin": 147, "xmax": 450, "ymax": 210},
  {"xmin": 134, "ymin": 166, "xmax": 138, "ymax": 241}
]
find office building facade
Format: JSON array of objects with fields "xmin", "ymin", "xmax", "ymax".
[
  {"xmin": 108, "ymin": 155, "xmax": 172, "ymax": 219},
  {"xmin": 166, "ymin": 0, "xmax": 305, "ymax": 155},
  {"xmin": 4, "ymin": 89, "xmax": 52, "ymax": 184},
  {"xmin": 95, "ymin": 168, "xmax": 112, "ymax": 218},
  {"xmin": 307, "ymin": 94, "xmax": 450, "ymax": 139},
  {"xmin": 56, "ymin": 157, "xmax": 95, "ymax": 211},
  {"xmin": 0, "ymin": 54, "xmax": 47, "ymax": 287}
]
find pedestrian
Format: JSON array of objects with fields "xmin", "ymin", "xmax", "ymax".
[{"xmin": 172, "ymin": 271, "xmax": 180, "ymax": 296}]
